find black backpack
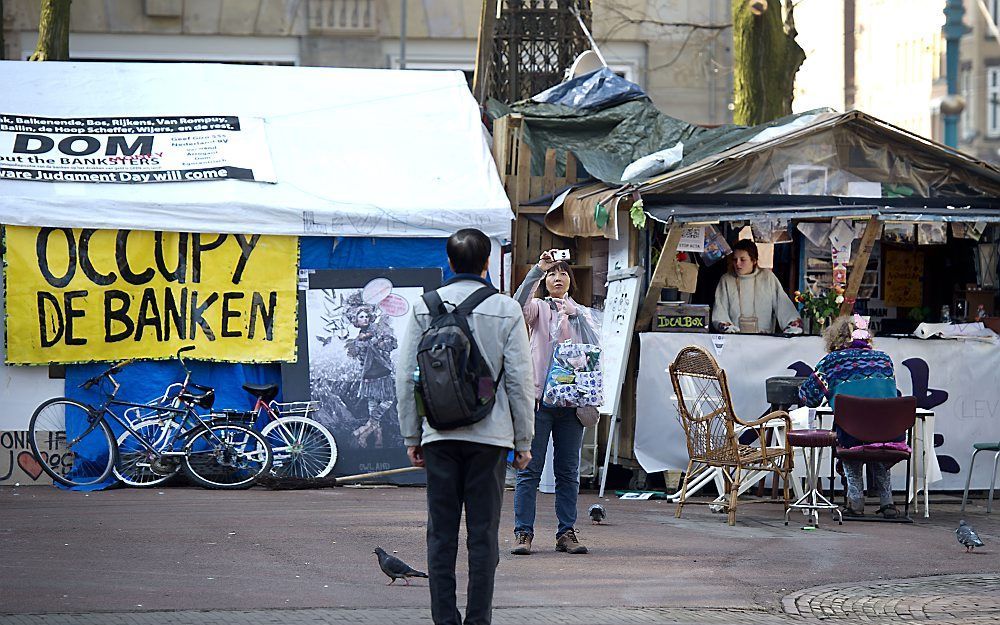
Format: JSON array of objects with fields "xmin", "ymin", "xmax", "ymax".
[{"xmin": 416, "ymin": 286, "xmax": 502, "ymax": 431}]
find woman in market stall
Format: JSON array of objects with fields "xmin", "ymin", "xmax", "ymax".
[{"xmin": 712, "ymin": 239, "xmax": 803, "ymax": 334}]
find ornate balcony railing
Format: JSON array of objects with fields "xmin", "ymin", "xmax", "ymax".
[{"xmin": 308, "ymin": 0, "xmax": 378, "ymax": 34}]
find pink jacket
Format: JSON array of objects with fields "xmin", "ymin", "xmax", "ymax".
[{"xmin": 513, "ymin": 265, "xmax": 582, "ymax": 400}]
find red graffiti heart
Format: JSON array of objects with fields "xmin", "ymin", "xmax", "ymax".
[{"xmin": 17, "ymin": 451, "xmax": 44, "ymax": 481}]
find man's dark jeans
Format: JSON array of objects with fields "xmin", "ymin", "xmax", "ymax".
[{"xmin": 423, "ymin": 440, "xmax": 507, "ymax": 625}]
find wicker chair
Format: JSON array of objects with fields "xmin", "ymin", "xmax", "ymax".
[{"xmin": 669, "ymin": 345, "xmax": 793, "ymax": 526}]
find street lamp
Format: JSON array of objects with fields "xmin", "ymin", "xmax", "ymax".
[{"xmin": 943, "ymin": 0, "xmax": 970, "ymax": 148}]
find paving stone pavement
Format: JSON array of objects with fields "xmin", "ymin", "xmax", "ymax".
[
  {"xmin": 783, "ymin": 572, "xmax": 1000, "ymax": 623},
  {"xmin": 4, "ymin": 575, "xmax": 1000, "ymax": 625}
]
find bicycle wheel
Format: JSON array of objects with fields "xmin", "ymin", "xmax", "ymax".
[
  {"xmin": 114, "ymin": 418, "xmax": 181, "ymax": 487},
  {"xmin": 28, "ymin": 398, "xmax": 116, "ymax": 488},
  {"xmin": 182, "ymin": 423, "xmax": 272, "ymax": 489},
  {"xmin": 261, "ymin": 417, "xmax": 338, "ymax": 479}
]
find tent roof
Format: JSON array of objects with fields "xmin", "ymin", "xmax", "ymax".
[
  {"xmin": 546, "ymin": 110, "xmax": 1000, "ymax": 235},
  {"xmin": 0, "ymin": 61, "xmax": 512, "ymax": 238},
  {"xmin": 636, "ymin": 110, "xmax": 1000, "ymax": 199}
]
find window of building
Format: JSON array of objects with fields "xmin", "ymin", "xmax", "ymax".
[
  {"xmin": 988, "ymin": 66, "xmax": 1000, "ymax": 137},
  {"xmin": 993, "ymin": 0, "xmax": 1000, "ymax": 26},
  {"xmin": 961, "ymin": 66, "xmax": 974, "ymax": 140}
]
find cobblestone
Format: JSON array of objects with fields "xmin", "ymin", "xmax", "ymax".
[
  {"xmin": 6, "ymin": 576, "xmax": 1000, "ymax": 625},
  {"xmin": 783, "ymin": 573, "xmax": 1000, "ymax": 622}
]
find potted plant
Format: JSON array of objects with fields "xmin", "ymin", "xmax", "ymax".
[{"xmin": 793, "ymin": 285, "xmax": 846, "ymax": 334}]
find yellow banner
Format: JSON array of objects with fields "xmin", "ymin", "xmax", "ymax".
[{"xmin": 4, "ymin": 226, "xmax": 298, "ymax": 364}]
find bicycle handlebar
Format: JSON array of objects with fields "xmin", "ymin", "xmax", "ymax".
[
  {"xmin": 78, "ymin": 346, "xmax": 196, "ymax": 390},
  {"xmin": 177, "ymin": 345, "xmax": 196, "ymax": 374},
  {"xmin": 79, "ymin": 359, "xmax": 134, "ymax": 390}
]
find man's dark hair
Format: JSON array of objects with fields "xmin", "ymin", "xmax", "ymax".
[{"xmin": 447, "ymin": 228, "xmax": 491, "ymax": 274}]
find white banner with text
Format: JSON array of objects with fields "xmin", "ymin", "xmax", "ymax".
[{"xmin": 0, "ymin": 114, "xmax": 275, "ymax": 184}]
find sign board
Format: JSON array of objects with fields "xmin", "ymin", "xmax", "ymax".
[
  {"xmin": 652, "ymin": 303, "xmax": 710, "ymax": 332},
  {"xmin": 677, "ymin": 226, "xmax": 705, "ymax": 252},
  {"xmin": 884, "ymin": 248, "xmax": 924, "ymax": 307},
  {"xmin": 0, "ymin": 114, "xmax": 275, "ymax": 183},
  {"xmin": 4, "ymin": 226, "xmax": 298, "ymax": 364},
  {"xmin": 0, "ymin": 431, "xmax": 60, "ymax": 485},
  {"xmin": 598, "ymin": 268, "xmax": 644, "ymax": 417},
  {"xmin": 281, "ymin": 268, "xmax": 442, "ymax": 484}
]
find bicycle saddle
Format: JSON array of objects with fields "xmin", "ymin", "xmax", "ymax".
[
  {"xmin": 242, "ymin": 383, "xmax": 278, "ymax": 403},
  {"xmin": 179, "ymin": 388, "xmax": 215, "ymax": 410}
]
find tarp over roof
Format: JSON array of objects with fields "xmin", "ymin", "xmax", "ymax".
[
  {"xmin": 636, "ymin": 110, "xmax": 1000, "ymax": 199},
  {"xmin": 492, "ymin": 93, "xmax": 827, "ymax": 187},
  {"xmin": 0, "ymin": 61, "xmax": 512, "ymax": 238},
  {"xmin": 548, "ymin": 110, "xmax": 1000, "ymax": 234}
]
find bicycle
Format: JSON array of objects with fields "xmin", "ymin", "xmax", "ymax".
[
  {"xmin": 28, "ymin": 347, "xmax": 273, "ymax": 489},
  {"xmin": 114, "ymin": 351, "xmax": 336, "ymax": 484},
  {"xmin": 223, "ymin": 385, "xmax": 338, "ymax": 479}
]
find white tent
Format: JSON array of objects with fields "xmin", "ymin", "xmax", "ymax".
[
  {"xmin": 0, "ymin": 61, "xmax": 512, "ymax": 238},
  {"xmin": 0, "ymin": 61, "xmax": 512, "ymax": 439}
]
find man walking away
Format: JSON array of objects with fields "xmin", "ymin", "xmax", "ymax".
[{"xmin": 397, "ymin": 228, "xmax": 535, "ymax": 625}]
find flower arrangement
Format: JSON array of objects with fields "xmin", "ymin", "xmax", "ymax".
[{"xmin": 793, "ymin": 285, "xmax": 845, "ymax": 330}]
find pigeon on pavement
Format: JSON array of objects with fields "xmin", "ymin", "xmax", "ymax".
[
  {"xmin": 588, "ymin": 503, "xmax": 606, "ymax": 525},
  {"xmin": 956, "ymin": 520, "xmax": 985, "ymax": 553},
  {"xmin": 373, "ymin": 546, "xmax": 429, "ymax": 585}
]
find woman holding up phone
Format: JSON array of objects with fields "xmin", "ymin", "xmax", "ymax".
[{"xmin": 509, "ymin": 249, "xmax": 594, "ymax": 556}]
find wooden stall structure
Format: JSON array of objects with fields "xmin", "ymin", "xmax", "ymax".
[{"xmin": 491, "ymin": 112, "xmax": 649, "ymax": 484}]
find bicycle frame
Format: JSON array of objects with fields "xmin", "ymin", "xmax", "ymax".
[{"xmin": 85, "ymin": 367, "xmax": 218, "ymax": 459}]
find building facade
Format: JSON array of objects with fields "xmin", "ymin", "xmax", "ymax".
[
  {"xmin": 1, "ymin": 0, "xmax": 733, "ymax": 126},
  {"xmin": 793, "ymin": 0, "xmax": 944, "ymax": 142},
  {"xmin": 955, "ymin": 0, "xmax": 1000, "ymax": 162}
]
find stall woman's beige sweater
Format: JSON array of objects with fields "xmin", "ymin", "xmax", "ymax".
[{"xmin": 711, "ymin": 268, "xmax": 801, "ymax": 333}]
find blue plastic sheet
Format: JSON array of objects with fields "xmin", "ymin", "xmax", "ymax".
[{"xmin": 531, "ymin": 67, "xmax": 647, "ymax": 111}]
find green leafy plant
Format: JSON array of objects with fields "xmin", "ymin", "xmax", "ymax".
[
  {"xmin": 630, "ymin": 198, "xmax": 646, "ymax": 229},
  {"xmin": 794, "ymin": 285, "xmax": 845, "ymax": 329}
]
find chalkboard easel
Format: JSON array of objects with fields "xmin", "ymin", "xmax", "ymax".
[{"xmin": 597, "ymin": 265, "xmax": 644, "ymax": 497}]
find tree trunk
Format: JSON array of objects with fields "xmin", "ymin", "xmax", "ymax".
[
  {"xmin": 29, "ymin": 0, "xmax": 72, "ymax": 61},
  {"xmin": 1, "ymin": 0, "xmax": 6, "ymax": 60},
  {"xmin": 732, "ymin": 0, "xmax": 805, "ymax": 125}
]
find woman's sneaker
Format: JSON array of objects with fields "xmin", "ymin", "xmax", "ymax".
[
  {"xmin": 555, "ymin": 528, "xmax": 588, "ymax": 554},
  {"xmin": 510, "ymin": 533, "xmax": 532, "ymax": 555}
]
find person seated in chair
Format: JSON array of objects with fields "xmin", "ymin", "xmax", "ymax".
[{"xmin": 798, "ymin": 314, "xmax": 902, "ymax": 519}]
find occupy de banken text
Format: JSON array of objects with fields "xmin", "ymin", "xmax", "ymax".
[{"xmin": 32, "ymin": 228, "xmax": 277, "ymax": 347}]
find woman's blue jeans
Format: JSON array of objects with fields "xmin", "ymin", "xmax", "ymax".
[{"xmin": 513, "ymin": 405, "xmax": 584, "ymax": 538}]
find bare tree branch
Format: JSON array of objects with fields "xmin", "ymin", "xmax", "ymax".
[
  {"xmin": 614, "ymin": 18, "xmax": 732, "ymax": 30},
  {"xmin": 783, "ymin": 0, "xmax": 799, "ymax": 39},
  {"xmin": 601, "ymin": 5, "xmax": 731, "ymax": 34}
]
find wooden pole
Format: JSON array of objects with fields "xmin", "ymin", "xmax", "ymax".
[
  {"xmin": 839, "ymin": 215, "xmax": 882, "ymax": 316},
  {"xmin": 472, "ymin": 0, "xmax": 498, "ymax": 104},
  {"xmin": 634, "ymin": 225, "xmax": 682, "ymax": 331},
  {"xmin": 336, "ymin": 466, "xmax": 423, "ymax": 484}
]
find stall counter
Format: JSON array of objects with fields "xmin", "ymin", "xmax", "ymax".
[{"xmin": 635, "ymin": 332, "xmax": 1000, "ymax": 491}]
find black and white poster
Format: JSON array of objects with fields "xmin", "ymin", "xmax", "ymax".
[
  {"xmin": 283, "ymin": 269, "xmax": 441, "ymax": 483},
  {"xmin": 0, "ymin": 114, "xmax": 275, "ymax": 183}
]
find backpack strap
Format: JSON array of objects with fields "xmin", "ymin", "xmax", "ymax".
[
  {"xmin": 452, "ymin": 286, "xmax": 499, "ymax": 383},
  {"xmin": 455, "ymin": 286, "xmax": 497, "ymax": 315},
  {"xmin": 421, "ymin": 290, "xmax": 447, "ymax": 315}
]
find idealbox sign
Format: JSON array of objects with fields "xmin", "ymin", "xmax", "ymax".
[{"xmin": 0, "ymin": 114, "xmax": 275, "ymax": 184}]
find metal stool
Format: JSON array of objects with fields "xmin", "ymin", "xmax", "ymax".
[
  {"xmin": 961, "ymin": 442, "xmax": 1000, "ymax": 513},
  {"xmin": 785, "ymin": 428, "xmax": 843, "ymax": 527}
]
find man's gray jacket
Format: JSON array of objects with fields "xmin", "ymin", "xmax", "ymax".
[{"xmin": 396, "ymin": 277, "xmax": 535, "ymax": 452}]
